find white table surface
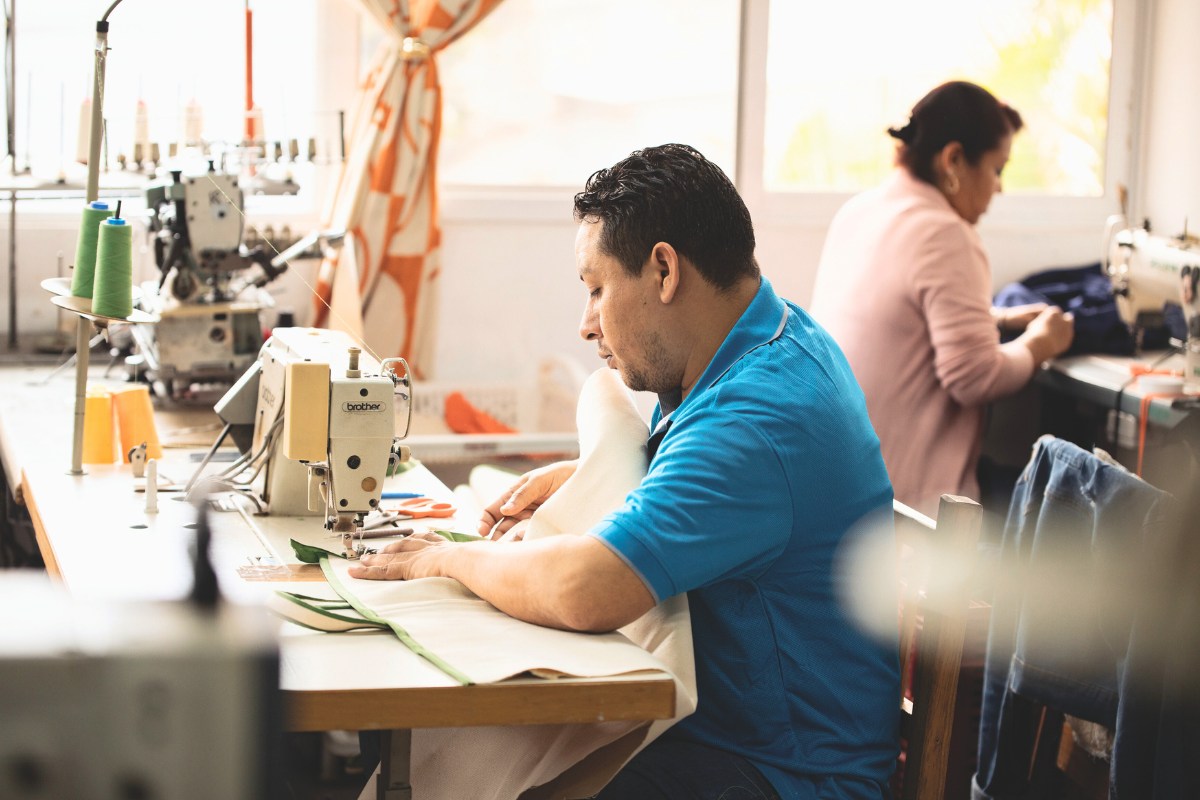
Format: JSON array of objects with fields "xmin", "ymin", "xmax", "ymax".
[{"xmin": 1040, "ymin": 351, "xmax": 1200, "ymax": 429}]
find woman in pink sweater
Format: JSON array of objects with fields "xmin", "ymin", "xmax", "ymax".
[{"xmin": 810, "ymin": 81, "xmax": 1074, "ymax": 517}]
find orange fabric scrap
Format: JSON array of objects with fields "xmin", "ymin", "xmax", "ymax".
[{"xmin": 444, "ymin": 392, "xmax": 518, "ymax": 435}]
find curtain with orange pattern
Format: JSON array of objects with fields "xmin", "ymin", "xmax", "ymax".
[{"xmin": 313, "ymin": 0, "xmax": 504, "ymax": 378}]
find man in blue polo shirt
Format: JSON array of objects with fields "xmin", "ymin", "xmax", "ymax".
[{"xmin": 351, "ymin": 144, "xmax": 899, "ymax": 799}]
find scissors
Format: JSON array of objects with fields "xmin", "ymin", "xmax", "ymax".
[{"xmin": 385, "ymin": 496, "xmax": 456, "ymax": 519}]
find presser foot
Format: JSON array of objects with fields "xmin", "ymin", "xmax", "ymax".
[{"xmin": 340, "ymin": 533, "xmax": 377, "ymax": 560}]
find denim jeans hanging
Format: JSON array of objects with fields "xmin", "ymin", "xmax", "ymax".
[{"xmin": 972, "ymin": 436, "xmax": 1189, "ymax": 799}]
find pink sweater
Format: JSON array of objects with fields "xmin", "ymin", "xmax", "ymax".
[{"xmin": 810, "ymin": 170, "xmax": 1034, "ymax": 516}]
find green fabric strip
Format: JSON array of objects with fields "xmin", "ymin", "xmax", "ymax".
[
  {"xmin": 319, "ymin": 555, "xmax": 475, "ymax": 686},
  {"xmin": 272, "ymin": 593, "xmax": 386, "ymax": 634},
  {"xmin": 280, "ymin": 592, "xmax": 357, "ymax": 609},
  {"xmin": 274, "ymin": 591, "xmax": 386, "ymax": 628},
  {"xmin": 291, "ymin": 539, "xmax": 346, "ymax": 564}
]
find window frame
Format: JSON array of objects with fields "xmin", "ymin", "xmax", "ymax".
[
  {"xmin": 736, "ymin": 0, "xmax": 1147, "ymax": 231},
  {"xmin": 15, "ymin": 0, "xmax": 1147, "ymax": 229},
  {"xmin": 436, "ymin": 0, "xmax": 1149, "ymax": 231}
]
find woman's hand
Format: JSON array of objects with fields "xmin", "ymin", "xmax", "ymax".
[
  {"xmin": 1020, "ymin": 306, "xmax": 1075, "ymax": 364},
  {"xmin": 993, "ymin": 303, "xmax": 1048, "ymax": 333},
  {"xmin": 477, "ymin": 460, "xmax": 578, "ymax": 541}
]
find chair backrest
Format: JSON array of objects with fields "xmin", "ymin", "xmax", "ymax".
[{"xmin": 894, "ymin": 495, "xmax": 983, "ymax": 800}]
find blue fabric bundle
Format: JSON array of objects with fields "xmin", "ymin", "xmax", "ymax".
[{"xmin": 993, "ymin": 262, "xmax": 1185, "ymax": 355}]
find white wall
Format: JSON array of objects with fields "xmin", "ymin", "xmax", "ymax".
[
  {"xmin": 433, "ymin": 216, "xmax": 594, "ymax": 385},
  {"xmin": 1139, "ymin": 0, "xmax": 1200, "ymax": 235},
  {"xmin": 428, "ymin": 209, "xmax": 1105, "ymax": 386}
]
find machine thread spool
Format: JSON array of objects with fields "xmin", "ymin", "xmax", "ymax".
[
  {"xmin": 81, "ymin": 387, "xmax": 116, "ymax": 464},
  {"xmin": 70, "ymin": 201, "xmax": 113, "ymax": 298},
  {"xmin": 114, "ymin": 385, "xmax": 163, "ymax": 462},
  {"xmin": 92, "ymin": 217, "xmax": 133, "ymax": 318}
]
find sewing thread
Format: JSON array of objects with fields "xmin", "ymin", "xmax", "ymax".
[
  {"xmin": 70, "ymin": 201, "xmax": 113, "ymax": 298},
  {"xmin": 82, "ymin": 387, "xmax": 116, "ymax": 464},
  {"xmin": 91, "ymin": 217, "xmax": 133, "ymax": 319},
  {"xmin": 114, "ymin": 384, "xmax": 163, "ymax": 462}
]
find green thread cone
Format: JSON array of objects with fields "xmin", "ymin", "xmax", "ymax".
[
  {"xmin": 92, "ymin": 218, "xmax": 133, "ymax": 319},
  {"xmin": 71, "ymin": 201, "xmax": 113, "ymax": 298}
]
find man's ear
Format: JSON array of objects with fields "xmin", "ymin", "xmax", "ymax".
[{"xmin": 649, "ymin": 242, "xmax": 681, "ymax": 303}]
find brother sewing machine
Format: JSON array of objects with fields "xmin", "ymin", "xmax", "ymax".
[
  {"xmin": 1105, "ymin": 219, "xmax": 1200, "ymax": 384},
  {"xmin": 129, "ymin": 165, "xmax": 287, "ymax": 399},
  {"xmin": 195, "ymin": 328, "xmax": 412, "ymax": 557}
]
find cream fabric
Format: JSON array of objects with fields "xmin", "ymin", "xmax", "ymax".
[
  {"xmin": 324, "ymin": 558, "xmax": 669, "ymax": 684},
  {"xmin": 356, "ymin": 368, "xmax": 697, "ymax": 799}
]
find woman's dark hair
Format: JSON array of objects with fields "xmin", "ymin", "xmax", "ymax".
[
  {"xmin": 888, "ymin": 81, "xmax": 1023, "ymax": 184},
  {"xmin": 572, "ymin": 143, "xmax": 759, "ymax": 291}
]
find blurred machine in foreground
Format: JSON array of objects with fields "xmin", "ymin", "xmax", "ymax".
[
  {"xmin": 128, "ymin": 167, "xmax": 287, "ymax": 399},
  {"xmin": 0, "ymin": 515, "xmax": 283, "ymax": 799},
  {"xmin": 194, "ymin": 328, "xmax": 412, "ymax": 557}
]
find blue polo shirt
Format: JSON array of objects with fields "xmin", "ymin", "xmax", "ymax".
[{"xmin": 589, "ymin": 277, "xmax": 899, "ymax": 797}]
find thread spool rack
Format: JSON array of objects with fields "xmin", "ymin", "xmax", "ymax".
[{"xmin": 42, "ymin": 278, "xmax": 157, "ymax": 475}]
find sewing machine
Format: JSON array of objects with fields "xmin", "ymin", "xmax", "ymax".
[
  {"xmin": 129, "ymin": 166, "xmax": 287, "ymax": 399},
  {"xmin": 0, "ymin": 522, "xmax": 283, "ymax": 799},
  {"xmin": 1105, "ymin": 222, "xmax": 1200, "ymax": 341},
  {"xmin": 201, "ymin": 328, "xmax": 412, "ymax": 556},
  {"xmin": 1105, "ymin": 220, "xmax": 1200, "ymax": 388}
]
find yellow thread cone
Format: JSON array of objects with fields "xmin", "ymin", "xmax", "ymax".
[
  {"xmin": 82, "ymin": 388, "xmax": 116, "ymax": 464},
  {"xmin": 113, "ymin": 385, "xmax": 162, "ymax": 462}
]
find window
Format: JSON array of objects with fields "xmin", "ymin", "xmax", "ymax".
[
  {"xmin": 761, "ymin": 0, "xmax": 1115, "ymax": 197},
  {"xmin": 6, "ymin": 0, "xmax": 320, "ymax": 193},
  {"xmin": 418, "ymin": 0, "xmax": 1139, "ymax": 229},
  {"xmin": 432, "ymin": 0, "xmax": 741, "ymax": 187}
]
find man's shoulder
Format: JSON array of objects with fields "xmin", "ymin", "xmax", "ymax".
[{"xmin": 683, "ymin": 348, "xmax": 860, "ymax": 439}]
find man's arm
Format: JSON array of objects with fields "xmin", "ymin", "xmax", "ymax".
[{"xmin": 348, "ymin": 532, "xmax": 655, "ymax": 633}]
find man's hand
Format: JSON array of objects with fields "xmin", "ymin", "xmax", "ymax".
[
  {"xmin": 344, "ymin": 529, "xmax": 652, "ymax": 631},
  {"xmin": 347, "ymin": 532, "xmax": 455, "ymax": 581},
  {"xmin": 478, "ymin": 460, "xmax": 578, "ymax": 540}
]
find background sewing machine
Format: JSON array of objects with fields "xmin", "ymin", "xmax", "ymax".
[
  {"xmin": 1105, "ymin": 219, "xmax": 1200, "ymax": 383},
  {"xmin": 128, "ymin": 166, "xmax": 288, "ymax": 400},
  {"xmin": 195, "ymin": 328, "xmax": 412, "ymax": 556}
]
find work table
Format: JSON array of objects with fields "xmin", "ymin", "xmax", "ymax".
[{"xmin": 0, "ymin": 360, "xmax": 675, "ymax": 735}]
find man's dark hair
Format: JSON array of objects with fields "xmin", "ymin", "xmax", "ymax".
[
  {"xmin": 573, "ymin": 143, "xmax": 759, "ymax": 290},
  {"xmin": 888, "ymin": 81, "xmax": 1024, "ymax": 185}
]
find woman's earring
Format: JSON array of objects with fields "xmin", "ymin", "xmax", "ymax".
[{"xmin": 944, "ymin": 172, "xmax": 960, "ymax": 196}]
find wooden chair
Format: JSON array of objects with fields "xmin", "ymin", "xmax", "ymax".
[
  {"xmin": 1054, "ymin": 719, "xmax": 1110, "ymax": 799},
  {"xmin": 894, "ymin": 495, "xmax": 983, "ymax": 800}
]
